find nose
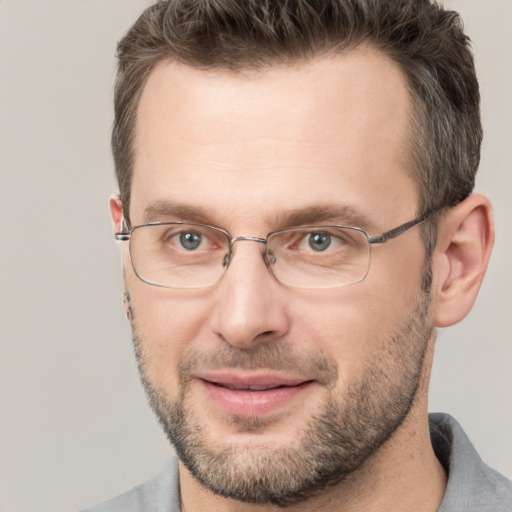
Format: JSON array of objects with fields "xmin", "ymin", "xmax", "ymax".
[{"xmin": 210, "ymin": 240, "xmax": 290, "ymax": 349}]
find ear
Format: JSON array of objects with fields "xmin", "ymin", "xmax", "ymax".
[
  {"xmin": 109, "ymin": 193, "xmax": 124, "ymax": 233},
  {"xmin": 433, "ymin": 194, "xmax": 494, "ymax": 327}
]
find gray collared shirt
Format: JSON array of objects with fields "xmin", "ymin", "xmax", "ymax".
[
  {"xmin": 81, "ymin": 413, "xmax": 512, "ymax": 511},
  {"xmin": 430, "ymin": 413, "xmax": 512, "ymax": 511}
]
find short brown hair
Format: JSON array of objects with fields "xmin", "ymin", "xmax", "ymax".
[{"xmin": 113, "ymin": 0, "xmax": 481, "ymax": 245}]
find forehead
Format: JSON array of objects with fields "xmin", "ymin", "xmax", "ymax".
[{"xmin": 131, "ymin": 47, "xmax": 416, "ymax": 230}]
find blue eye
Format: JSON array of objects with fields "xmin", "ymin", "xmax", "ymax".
[
  {"xmin": 308, "ymin": 232, "xmax": 332, "ymax": 251},
  {"xmin": 179, "ymin": 232, "xmax": 203, "ymax": 250}
]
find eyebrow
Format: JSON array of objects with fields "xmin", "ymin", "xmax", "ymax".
[
  {"xmin": 273, "ymin": 205, "xmax": 375, "ymax": 231},
  {"xmin": 143, "ymin": 202, "xmax": 212, "ymax": 224},
  {"xmin": 143, "ymin": 201, "xmax": 376, "ymax": 232}
]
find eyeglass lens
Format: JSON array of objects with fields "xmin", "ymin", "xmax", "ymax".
[{"xmin": 128, "ymin": 223, "xmax": 371, "ymax": 289}]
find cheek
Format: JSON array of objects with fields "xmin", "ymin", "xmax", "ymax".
[
  {"xmin": 288, "ymin": 251, "xmax": 425, "ymax": 376},
  {"xmin": 125, "ymin": 271, "xmax": 213, "ymax": 390}
]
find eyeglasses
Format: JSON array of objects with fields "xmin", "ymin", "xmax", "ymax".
[{"xmin": 115, "ymin": 209, "xmax": 438, "ymax": 289}]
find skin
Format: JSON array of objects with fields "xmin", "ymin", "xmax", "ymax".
[{"xmin": 110, "ymin": 45, "xmax": 494, "ymax": 511}]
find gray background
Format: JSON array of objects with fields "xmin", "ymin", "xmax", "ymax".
[{"xmin": 0, "ymin": 1, "xmax": 510, "ymax": 511}]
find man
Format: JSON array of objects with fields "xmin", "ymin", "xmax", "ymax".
[{"xmin": 84, "ymin": 0, "xmax": 512, "ymax": 510}]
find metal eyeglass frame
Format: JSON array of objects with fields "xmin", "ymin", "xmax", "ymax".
[{"xmin": 114, "ymin": 207, "xmax": 441, "ymax": 289}]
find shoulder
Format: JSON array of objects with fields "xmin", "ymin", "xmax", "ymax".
[
  {"xmin": 430, "ymin": 413, "xmax": 512, "ymax": 512},
  {"xmin": 79, "ymin": 458, "xmax": 181, "ymax": 512}
]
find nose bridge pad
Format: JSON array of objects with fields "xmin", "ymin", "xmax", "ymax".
[
  {"xmin": 222, "ymin": 250, "xmax": 232, "ymax": 268},
  {"xmin": 265, "ymin": 248, "xmax": 277, "ymax": 265}
]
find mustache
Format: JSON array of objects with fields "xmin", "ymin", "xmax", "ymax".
[
  {"xmin": 177, "ymin": 341, "xmax": 339, "ymax": 389},
  {"xmin": 125, "ymin": 290, "xmax": 338, "ymax": 388}
]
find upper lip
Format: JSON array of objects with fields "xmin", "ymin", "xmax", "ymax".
[{"xmin": 197, "ymin": 372, "xmax": 313, "ymax": 391}]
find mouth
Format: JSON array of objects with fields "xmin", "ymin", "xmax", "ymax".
[
  {"xmin": 211, "ymin": 382, "xmax": 299, "ymax": 391},
  {"xmin": 196, "ymin": 372, "xmax": 316, "ymax": 418}
]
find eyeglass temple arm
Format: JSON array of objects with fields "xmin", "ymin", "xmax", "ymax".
[{"xmin": 368, "ymin": 209, "xmax": 439, "ymax": 245}]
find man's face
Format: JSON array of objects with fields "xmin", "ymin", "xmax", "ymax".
[{"xmin": 120, "ymin": 47, "xmax": 434, "ymax": 505}]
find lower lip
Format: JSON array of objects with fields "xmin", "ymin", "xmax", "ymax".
[{"xmin": 199, "ymin": 380, "xmax": 314, "ymax": 418}]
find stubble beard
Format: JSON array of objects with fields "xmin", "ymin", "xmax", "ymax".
[{"xmin": 127, "ymin": 288, "xmax": 433, "ymax": 507}]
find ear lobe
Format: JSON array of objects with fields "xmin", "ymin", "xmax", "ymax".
[
  {"xmin": 433, "ymin": 194, "xmax": 494, "ymax": 327},
  {"xmin": 109, "ymin": 194, "xmax": 124, "ymax": 233}
]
